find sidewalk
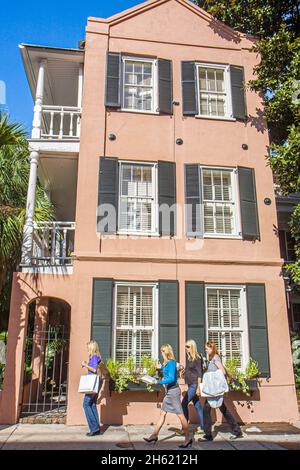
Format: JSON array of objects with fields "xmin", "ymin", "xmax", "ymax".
[{"xmin": 1, "ymin": 422, "xmax": 300, "ymax": 450}]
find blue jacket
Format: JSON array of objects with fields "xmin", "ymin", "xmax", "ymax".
[{"xmin": 157, "ymin": 360, "xmax": 178, "ymax": 389}]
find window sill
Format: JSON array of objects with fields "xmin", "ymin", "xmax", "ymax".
[
  {"xmin": 204, "ymin": 234, "xmax": 242, "ymax": 240},
  {"xmin": 195, "ymin": 115, "xmax": 236, "ymax": 122},
  {"xmin": 117, "ymin": 231, "xmax": 160, "ymax": 237},
  {"xmin": 120, "ymin": 108, "xmax": 159, "ymax": 116}
]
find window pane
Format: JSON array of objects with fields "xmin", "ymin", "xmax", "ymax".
[
  {"xmin": 200, "ymin": 96, "xmax": 209, "ymax": 115},
  {"xmin": 199, "ymin": 69, "xmax": 207, "ymax": 91},
  {"xmin": 204, "ymin": 204, "xmax": 214, "ymax": 233},
  {"xmin": 207, "ymin": 69, "xmax": 216, "ymax": 91},
  {"xmin": 216, "ymin": 70, "xmax": 225, "ymax": 92},
  {"xmin": 217, "ymin": 97, "xmax": 226, "ymax": 116},
  {"xmin": 136, "ymin": 331, "xmax": 153, "ymax": 366},
  {"xmin": 116, "ymin": 287, "xmax": 134, "ymax": 326},
  {"xmin": 115, "ymin": 330, "xmax": 133, "ymax": 363}
]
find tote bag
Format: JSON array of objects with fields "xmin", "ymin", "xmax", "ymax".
[
  {"xmin": 78, "ymin": 374, "xmax": 100, "ymax": 394},
  {"xmin": 202, "ymin": 369, "xmax": 229, "ymax": 397}
]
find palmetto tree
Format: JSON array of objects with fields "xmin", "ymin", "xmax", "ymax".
[
  {"xmin": 0, "ymin": 115, "xmax": 54, "ymax": 322},
  {"xmin": 0, "ymin": 113, "xmax": 27, "ymax": 148}
]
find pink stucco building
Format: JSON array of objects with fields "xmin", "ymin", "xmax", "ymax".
[{"xmin": 0, "ymin": 0, "xmax": 298, "ymax": 426}]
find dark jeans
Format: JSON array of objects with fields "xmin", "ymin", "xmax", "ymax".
[
  {"xmin": 83, "ymin": 394, "xmax": 100, "ymax": 433},
  {"xmin": 203, "ymin": 399, "xmax": 241, "ymax": 437},
  {"xmin": 181, "ymin": 384, "xmax": 204, "ymax": 429}
]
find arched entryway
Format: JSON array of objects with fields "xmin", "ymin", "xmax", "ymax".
[{"xmin": 20, "ymin": 297, "xmax": 71, "ymax": 423}]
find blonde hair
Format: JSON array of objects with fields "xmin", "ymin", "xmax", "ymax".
[
  {"xmin": 160, "ymin": 344, "xmax": 176, "ymax": 364},
  {"xmin": 205, "ymin": 341, "xmax": 219, "ymax": 361},
  {"xmin": 185, "ymin": 339, "xmax": 201, "ymax": 361},
  {"xmin": 87, "ymin": 340, "xmax": 100, "ymax": 358}
]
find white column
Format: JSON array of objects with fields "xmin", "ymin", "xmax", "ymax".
[
  {"xmin": 31, "ymin": 59, "xmax": 47, "ymax": 139},
  {"xmin": 21, "ymin": 151, "xmax": 39, "ymax": 265},
  {"xmin": 76, "ymin": 63, "xmax": 83, "ymax": 137}
]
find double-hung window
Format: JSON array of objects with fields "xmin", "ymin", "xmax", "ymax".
[
  {"xmin": 206, "ymin": 285, "xmax": 249, "ymax": 369},
  {"xmin": 113, "ymin": 283, "xmax": 158, "ymax": 366},
  {"xmin": 202, "ymin": 167, "xmax": 239, "ymax": 237},
  {"xmin": 196, "ymin": 64, "xmax": 232, "ymax": 119},
  {"xmin": 118, "ymin": 161, "xmax": 158, "ymax": 235},
  {"xmin": 122, "ymin": 57, "xmax": 157, "ymax": 113}
]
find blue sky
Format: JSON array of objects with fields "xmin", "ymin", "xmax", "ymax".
[{"xmin": 0, "ymin": 0, "xmax": 144, "ymax": 131}]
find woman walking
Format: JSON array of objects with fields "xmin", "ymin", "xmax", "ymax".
[
  {"xmin": 181, "ymin": 340, "xmax": 204, "ymax": 431},
  {"xmin": 81, "ymin": 340, "xmax": 103, "ymax": 436},
  {"xmin": 144, "ymin": 344, "xmax": 192, "ymax": 449},
  {"xmin": 201, "ymin": 341, "xmax": 243, "ymax": 441}
]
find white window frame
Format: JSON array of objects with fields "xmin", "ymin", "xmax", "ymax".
[
  {"xmin": 205, "ymin": 284, "xmax": 250, "ymax": 370},
  {"xmin": 195, "ymin": 63, "xmax": 234, "ymax": 120},
  {"xmin": 118, "ymin": 160, "xmax": 159, "ymax": 236},
  {"xmin": 201, "ymin": 165, "xmax": 242, "ymax": 239},
  {"xmin": 121, "ymin": 56, "xmax": 159, "ymax": 114},
  {"xmin": 112, "ymin": 282, "xmax": 159, "ymax": 365}
]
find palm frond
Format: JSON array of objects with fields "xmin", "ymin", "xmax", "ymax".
[{"xmin": 0, "ymin": 113, "xmax": 28, "ymax": 148}]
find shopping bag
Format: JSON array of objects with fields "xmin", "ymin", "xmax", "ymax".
[{"xmin": 78, "ymin": 374, "xmax": 99, "ymax": 394}]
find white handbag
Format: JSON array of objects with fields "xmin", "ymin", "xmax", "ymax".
[{"xmin": 78, "ymin": 374, "xmax": 100, "ymax": 394}]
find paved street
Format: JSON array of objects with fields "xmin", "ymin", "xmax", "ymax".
[{"xmin": 1, "ymin": 422, "xmax": 300, "ymax": 450}]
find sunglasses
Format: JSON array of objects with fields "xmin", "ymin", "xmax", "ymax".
[{"xmin": 185, "ymin": 345, "xmax": 191, "ymax": 349}]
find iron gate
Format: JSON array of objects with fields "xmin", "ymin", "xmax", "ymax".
[{"xmin": 21, "ymin": 326, "xmax": 69, "ymax": 416}]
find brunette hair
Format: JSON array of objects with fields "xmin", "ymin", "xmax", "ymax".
[{"xmin": 205, "ymin": 341, "xmax": 219, "ymax": 360}]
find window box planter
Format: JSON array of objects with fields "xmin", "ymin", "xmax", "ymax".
[
  {"xmin": 229, "ymin": 378, "xmax": 259, "ymax": 395},
  {"xmin": 109, "ymin": 379, "xmax": 161, "ymax": 394}
]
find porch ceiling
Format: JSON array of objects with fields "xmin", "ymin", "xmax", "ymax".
[
  {"xmin": 38, "ymin": 154, "xmax": 78, "ymax": 221},
  {"xmin": 19, "ymin": 44, "xmax": 84, "ymax": 107}
]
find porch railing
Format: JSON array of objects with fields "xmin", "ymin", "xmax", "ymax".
[
  {"xmin": 32, "ymin": 221, "xmax": 75, "ymax": 266},
  {"xmin": 40, "ymin": 105, "xmax": 81, "ymax": 140}
]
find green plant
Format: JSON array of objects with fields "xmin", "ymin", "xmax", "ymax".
[
  {"xmin": 105, "ymin": 357, "xmax": 135, "ymax": 393},
  {"xmin": 123, "ymin": 356, "xmax": 135, "ymax": 376},
  {"xmin": 105, "ymin": 358, "xmax": 121, "ymax": 381},
  {"xmin": 225, "ymin": 357, "xmax": 261, "ymax": 396},
  {"xmin": 105, "ymin": 356, "xmax": 159, "ymax": 393},
  {"xmin": 45, "ymin": 337, "xmax": 66, "ymax": 368},
  {"xmin": 291, "ymin": 331, "xmax": 300, "ymax": 396},
  {"xmin": 245, "ymin": 358, "xmax": 260, "ymax": 379},
  {"xmin": 141, "ymin": 355, "xmax": 157, "ymax": 376}
]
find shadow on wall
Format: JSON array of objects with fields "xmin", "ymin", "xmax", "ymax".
[
  {"xmin": 207, "ymin": 18, "xmax": 242, "ymax": 44},
  {"xmin": 248, "ymin": 108, "xmax": 268, "ymax": 135},
  {"xmin": 99, "ymin": 382, "xmax": 165, "ymax": 425}
]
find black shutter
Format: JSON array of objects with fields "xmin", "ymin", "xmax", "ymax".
[
  {"xmin": 230, "ymin": 65, "xmax": 247, "ymax": 120},
  {"xmin": 97, "ymin": 157, "xmax": 119, "ymax": 234},
  {"xmin": 91, "ymin": 279, "xmax": 113, "ymax": 361},
  {"xmin": 181, "ymin": 61, "xmax": 198, "ymax": 115},
  {"xmin": 185, "ymin": 164, "xmax": 203, "ymax": 237},
  {"xmin": 238, "ymin": 166, "xmax": 260, "ymax": 240},
  {"xmin": 158, "ymin": 161, "xmax": 176, "ymax": 236},
  {"xmin": 105, "ymin": 52, "xmax": 121, "ymax": 108},
  {"xmin": 185, "ymin": 282, "xmax": 206, "ymax": 354},
  {"xmin": 246, "ymin": 284, "xmax": 270, "ymax": 377},
  {"xmin": 158, "ymin": 59, "xmax": 173, "ymax": 115},
  {"xmin": 159, "ymin": 280, "xmax": 179, "ymax": 359}
]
